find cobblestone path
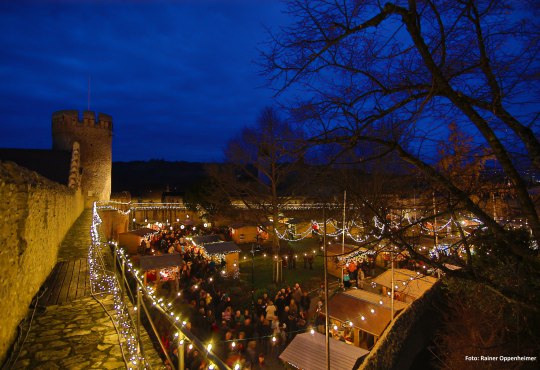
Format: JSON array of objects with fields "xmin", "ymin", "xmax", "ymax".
[
  {"xmin": 57, "ymin": 209, "xmax": 93, "ymax": 261},
  {"xmin": 11, "ymin": 210, "xmax": 164, "ymax": 369}
]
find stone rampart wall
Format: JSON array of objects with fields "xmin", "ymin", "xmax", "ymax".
[
  {"xmin": 359, "ymin": 282, "xmax": 443, "ymax": 370},
  {"xmin": 0, "ymin": 161, "xmax": 84, "ymax": 364}
]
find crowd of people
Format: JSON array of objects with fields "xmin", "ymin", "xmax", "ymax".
[{"xmin": 136, "ymin": 228, "xmax": 319, "ymax": 369}]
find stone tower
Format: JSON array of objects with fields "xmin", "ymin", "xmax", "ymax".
[{"xmin": 52, "ymin": 110, "xmax": 113, "ymax": 207}]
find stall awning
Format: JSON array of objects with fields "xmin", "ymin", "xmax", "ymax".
[
  {"xmin": 139, "ymin": 253, "xmax": 182, "ymax": 270},
  {"xmin": 280, "ymin": 332, "xmax": 369, "ymax": 370}
]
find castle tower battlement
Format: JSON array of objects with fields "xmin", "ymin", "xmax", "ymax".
[
  {"xmin": 52, "ymin": 110, "xmax": 113, "ymax": 130},
  {"xmin": 52, "ymin": 110, "xmax": 112, "ymax": 207}
]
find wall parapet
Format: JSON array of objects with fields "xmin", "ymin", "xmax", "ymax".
[
  {"xmin": 359, "ymin": 281, "xmax": 443, "ymax": 370},
  {"xmin": 0, "ymin": 161, "xmax": 84, "ymax": 364}
]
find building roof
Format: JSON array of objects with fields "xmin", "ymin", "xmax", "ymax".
[
  {"xmin": 280, "ymin": 332, "xmax": 369, "ymax": 370},
  {"xmin": 201, "ymin": 241, "xmax": 240, "ymax": 255},
  {"xmin": 0, "ymin": 148, "xmax": 71, "ymax": 185},
  {"xmin": 371, "ymin": 268, "xmax": 438, "ymax": 299}
]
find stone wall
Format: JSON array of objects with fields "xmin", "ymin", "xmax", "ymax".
[
  {"xmin": 359, "ymin": 282, "xmax": 443, "ymax": 370},
  {"xmin": 0, "ymin": 161, "xmax": 84, "ymax": 364}
]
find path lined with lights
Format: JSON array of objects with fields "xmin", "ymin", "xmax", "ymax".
[{"xmin": 11, "ymin": 210, "xmax": 163, "ymax": 370}]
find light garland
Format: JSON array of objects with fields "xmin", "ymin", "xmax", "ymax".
[
  {"xmin": 89, "ymin": 204, "xmax": 143, "ymax": 368},
  {"xmin": 91, "ymin": 203, "xmax": 230, "ymax": 370}
]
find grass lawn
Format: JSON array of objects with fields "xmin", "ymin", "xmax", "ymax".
[{"xmin": 236, "ymin": 238, "xmax": 337, "ymax": 295}]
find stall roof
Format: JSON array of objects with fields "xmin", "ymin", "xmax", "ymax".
[
  {"xmin": 229, "ymin": 222, "xmax": 257, "ymax": 228},
  {"xmin": 280, "ymin": 332, "xmax": 368, "ymax": 370},
  {"xmin": 201, "ymin": 241, "xmax": 240, "ymax": 255},
  {"xmin": 372, "ymin": 269, "xmax": 438, "ymax": 299},
  {"xmin": 326, "ymin": 292, "xmax": 398, "ymax": 337},
  {"xmin": 343, "ymin": 289, "xmax": 408, "ymax": 311},
  {"xmin": 326, "ymin": 243, "xmax": 375, "ymax": 257},
  {"xmin": 139, "ymin": 253, "xmax": 182, "ymax": 270},
  {"xmin": 122, "ymin": 228, "xmax": 158, "ymax": 237},
  {"xmin": 192, "ymin": 235, "xmax": 222, "ymax": 245}
]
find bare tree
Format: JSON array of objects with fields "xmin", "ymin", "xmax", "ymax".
[
  {"xmin": 207, "ymin": 107, "xmax": 305, "ymax": 282},
  {"xmin": 262, "ymin": 0, "xmax": 539, "ymax": 289},
  {"xmin": 262, "ymin": 0, "xmax": 539, "ymax": 363}
]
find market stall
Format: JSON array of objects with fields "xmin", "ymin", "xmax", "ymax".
[
  {"xmin": 118, "ymin": 227, "xmax": 158, "ymax": 255},
  {"xmin": 280, "ymin": 332, "xmax": 369, "ymax": 370},
  {"xmin": 191, "ymin": 235, "xmax": 241, "ymax": 275},
  {"xmin": 318, "ymin": 289, "xmax": 407, "ymax": 349},
  {"xmin": 371, "ymin": 268, "xmax": 438, "ymax": 303}
]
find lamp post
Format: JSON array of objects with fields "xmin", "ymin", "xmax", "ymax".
[
  {"xmin": 323, "ymin": 204, "xmax": 330, "ymax": 370},
  {"xmin": 251, "ymin": 242, "xmax": 255, "ymax": 321}
]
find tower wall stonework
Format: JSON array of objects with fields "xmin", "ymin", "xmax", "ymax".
[{"xmin": 52, "ymin": 110, "xmax": 112, "ymax": 207}]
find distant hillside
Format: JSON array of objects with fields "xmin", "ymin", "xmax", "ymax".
[{"xmin": 112, "ymin": 160, "xmax": 210, "ymax": 196}]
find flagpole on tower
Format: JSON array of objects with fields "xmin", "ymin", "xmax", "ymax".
[{"xmin": 88, "ymin": 76, "xmax": 91, "ymax": 111}]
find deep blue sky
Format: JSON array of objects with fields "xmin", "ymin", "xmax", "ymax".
[{"xmin": 0, "ymin": 0, "xmax": 288, "ymax": 162}]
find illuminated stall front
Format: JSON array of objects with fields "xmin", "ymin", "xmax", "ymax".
[
  {"xmin": 321, "ymin": 289, "xmax": 408, "ymax": 350},
  {"xmin": 118, "ymin": 228, "xmax": 158, "ymax": 255},
  {"xmin": 191, "ymin": 235, "xmax": 241, "ymax": 275}
]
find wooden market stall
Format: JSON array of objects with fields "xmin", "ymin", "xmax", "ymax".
[
  {"xmin": 118, "ymin": 228, "xmax": 158, "ymax": 255},
  {"xmin": 229, "ymin": 222, "xmax": 268, "ymax": 244},
  {"xmin": 326, "ymin": 243, "xmax": 375, "ymax": 279},
  {"xmin": 280, "ymin": 332, "xmax": 369, "ymax": 370},
  {"xmin": 321, "ymin": 289, "xmax": 407, "ymax": 350},
  {"xmin": 191, "ymin": 235, "xmax": 241, "ymax": 275},
  {"xmin": 138, "ymin": 253, "xmax": 183, "ymax": 294},
  {"xmin": 371, "ymin": 268, "xmax": 438, "ymax": 304}
]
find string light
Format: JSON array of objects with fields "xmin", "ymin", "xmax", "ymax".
[{"xmin": 91, "ymin": 203, "xmax": 230, "ymax": 370}]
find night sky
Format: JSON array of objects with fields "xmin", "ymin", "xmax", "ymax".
[{"xmin": 0, "ymin": 0, "xmax": 289, "ymax": 162}]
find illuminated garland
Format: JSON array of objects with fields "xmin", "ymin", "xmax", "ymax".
[
  {"xmin": 89, "ymin": 205, "xmax": 143, "ymax": 368},
  {"xmin": 91, "ymin": 204, "xmax": 243, "ymax": 369}
]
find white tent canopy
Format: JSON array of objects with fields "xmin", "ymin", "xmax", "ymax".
[{"xmin": 280, "ymin": 332, "xmax": 369, "ymax": 370}]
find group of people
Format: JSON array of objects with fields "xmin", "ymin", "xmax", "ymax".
[
  {"xmin": 134, "ymin": 227, "xmax": 323, "ymax": 369},
  {"xmin": 155, "ymin": 270, "xmax": 315, "ymax": 369}
]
